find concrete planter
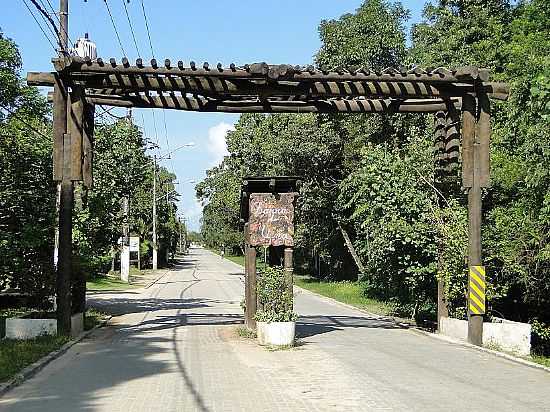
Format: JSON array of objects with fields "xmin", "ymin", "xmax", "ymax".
[
  {"xmin": 257, "ymin": 321, "xmax": 295, "ymax": 346},
  {"xmin": 5, "ymin": 318, "xmax": 57, "ymax": 339},
  {"xmin": 439, "ymin": 317, "xmax": 531, "ymax": 356}
]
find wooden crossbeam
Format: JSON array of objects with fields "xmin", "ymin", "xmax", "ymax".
[
  {"xmin": 48, "ymin": 91, "xmax": 461, "ymax": 113},
  {"xmin": 28, "ymin": 72, "xmax": 509, "ymax": 101}
]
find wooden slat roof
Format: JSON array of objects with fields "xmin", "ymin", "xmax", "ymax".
[{"xmin": 27, "ymin": 56, "xmax": 509, "ymax": 114}]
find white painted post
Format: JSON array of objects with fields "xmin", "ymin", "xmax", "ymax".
[{"xmin": 121, "ymin": 244, "xmax": 130, "ymax": 282}]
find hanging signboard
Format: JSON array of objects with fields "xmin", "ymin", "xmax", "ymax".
[
  {"xmin": 249, "ymin": 193, "xmax": 295, "ymax": 247},
  {"xmin": 129, "ymin": 236, "xmax": 140, "ymax": 252}
]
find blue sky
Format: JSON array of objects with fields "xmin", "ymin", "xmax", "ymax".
[{"xmin": 3, "ymin": 0, "xmax": 426, "ymax": 230}]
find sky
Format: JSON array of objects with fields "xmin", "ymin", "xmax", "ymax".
[{"xmin": 2, "ymin": 0, "xmax": 426, "ymax": 231}]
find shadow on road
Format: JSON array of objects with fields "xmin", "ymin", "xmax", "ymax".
[{"xmin": 297, "ymin": 314, "xmax": 407, "ymax": 339}]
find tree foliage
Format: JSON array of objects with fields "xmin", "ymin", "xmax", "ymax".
[
  {"xmin": 0, "ymin": 33, "xmax": 55, "ymax": 302},
  {"xmin": 198, "ymin": 0, "xmax": 550, "ymax": 336}
]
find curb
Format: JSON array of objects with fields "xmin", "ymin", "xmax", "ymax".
[
  {"xmin": 410, "ymin": 327, "xmax": 550, "ymax": 374},
  {"xmin": 0, "ymin": 315, "xmax": 112, "ymax": 398}
]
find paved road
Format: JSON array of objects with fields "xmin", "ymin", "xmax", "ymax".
[{"xmin": 1, "ymin": 248, "xmax": 549, "ymax": 411}]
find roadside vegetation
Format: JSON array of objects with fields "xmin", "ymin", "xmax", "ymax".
[
  {"xmin": 0, "ymin": 335, "xmax": 70, "ymax": 383},
  {"xmin": 86, "ymin": 275, "xmax": 139, "ymax": 291},
  {"xmin": 197, "ymin": 0, "xmax": 550, "ymax": 358},
  {"xmin": 0, "ymin": 0, "xmax": 548, "ymax": 365},
  {"xmin": 0, "ymin": 309, "xmax": 107, "ymax": 384},
  {"xmin": 294, "ymin": 277, "xmax": 393, "ymax": 317},
  {"xmin": 0, "ymin": 30, "xmax": 184, "ymax": 319}
]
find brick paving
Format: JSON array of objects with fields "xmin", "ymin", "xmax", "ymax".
[{"xmin": 0, "ymin": 248, "xmax": 549, "ymax": 411}]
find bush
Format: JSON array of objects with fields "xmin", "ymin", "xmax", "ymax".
[{"xmin": 254, "ymin": 266, "xmax": 297, "ymax": 323}]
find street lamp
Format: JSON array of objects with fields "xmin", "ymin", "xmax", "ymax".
[{"xmin": 151, "ymin": 142, "xmax": 194, "ymax": 270}]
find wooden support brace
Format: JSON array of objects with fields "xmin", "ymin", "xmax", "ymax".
[
  {"xmin": 246, "ymin": 245, "xmax": 257, "ymax": 330},
  {"xmin": 67, "ymin": 88, "xmax": 84, "ymax": 181},
  {"xmin": 284, "ymin": 247, "xmax": 294, "ymax": 308},
  {"xmin": 477, "ymin": 93, "xmax": 491, "ymax": 188},
  {"xmin": 461, "ymin": 96, "xmax": 476, "ymax": 188}
]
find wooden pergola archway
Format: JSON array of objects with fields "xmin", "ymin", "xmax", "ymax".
[{"xmin": 28, "ymin": 56, "xmax": 509, "ymax": 344}]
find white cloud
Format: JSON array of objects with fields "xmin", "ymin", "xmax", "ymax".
[
  {"xmin": 207, "ymin": 122, "xmax": 235, "ymax": 165},
  {"xmin": 184, "ymin": 198, "xmax": 204, "ymax": 231}
]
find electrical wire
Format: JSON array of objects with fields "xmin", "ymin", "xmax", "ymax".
[
  {"xmin": 103, "ymin": 0, "xmax": 127, "ymax": 57},
  {"xmin": 31, "ymin": 0, "xmax": 61, "ymax": 45},
  {"xmin": 139, "ymin": 1, "xmax": 172, "ymax": 171},
  {"xmin": 95, "ymin": 105, "xmax": 126, "ymax": 120},
  {"xmin": 140, "ymin": 0, "xmax": 155, "ymax": 59},
  {"xmin": 20, "ymin": 0, "xmax": 58, "ymax": 53},
  {"xmin": 151, "ymin": 108, "xmax": 160, "ymax": 149},
  {"xmin": 162, "ymin": 108, "xmax": 176, "ymax": 176},
  {"xmin": 122, "ymin": 0, "xmax": 141, "ymax": 58},
  {"xmin": 41, "ymin": 0, "xmax": 74, "ymax": 49},
  {"xmin": 0, "ymin": 103, "xmax": 51, "ymax": 141}
]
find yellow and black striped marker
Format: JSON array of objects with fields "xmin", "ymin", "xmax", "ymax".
[{"xmin": 469, "ymin": 265, "xmax": 486, "ymax": 315}]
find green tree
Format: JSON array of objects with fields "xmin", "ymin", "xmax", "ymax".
[{"xmin": 0, "ymin": 32, "xmax": 55, "ymax": 303}]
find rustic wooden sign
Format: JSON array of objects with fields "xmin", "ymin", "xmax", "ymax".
[{"xmin": 249, "ymin": 193, "xmax": 295, "ymax": 247}]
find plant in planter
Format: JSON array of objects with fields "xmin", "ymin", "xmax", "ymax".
[{"xmin": 254, "ymin": 266, "xmax": 297, "ymax": 346}]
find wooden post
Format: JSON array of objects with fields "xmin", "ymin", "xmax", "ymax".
[
  {"xmin": 284, "ymin": 247, "xmax": 294, "ymax": 307},
  {"xmin": 434, "ymin": 111, "xmax": 449, "ymax": 331},
  {"xmin": 463, "ymin": 95, "xmax": 483, "ymax": 346},
  {"xmin": 245, "ymin": 245, "xmax": 257, "ymax": 329},
  {"xmin": 67, "ymin": 88, "xmax": 86, "ymax": 316},
  {"xmin": 53, "ymin": 0, "xmax": 73, "ymax": 337},
  {"xmin": 244, "ymin": 223, "xmax": 250, "ymax": 327}
]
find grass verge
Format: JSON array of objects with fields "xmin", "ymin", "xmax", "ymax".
[
  {"xmin": 235, "ymin": 325, "xmax": 256, "ymax": 339},
  {"xmin": 0, "ymin": 335, "xmax": 70, "ymax": 383},
  {"xmin": 209, "ymin": 250, "xmax": 267, "ymax": 271},
  {"xmin": 294, "ymin": 276, "xmax": 393, "ymax": 316},
  {"xmin": 86, "ymin": 276, "xmax": 140, "ymax": 291},
  {"xmin": 531, "ymin": 355, "xmax": 550, "ymax": 368},
  {"xmin": 0, "ymin": 308, "xmax": 109, "ymax": 384},
  {"xmin": 84, "ymin": 308, "xmax": 109, "ymax": 331}
]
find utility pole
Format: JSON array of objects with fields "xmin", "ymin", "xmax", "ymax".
[
  {"xmin": 152, "ymin": 154, "xmax": 158, "ymax": 270},
  {"xmin": 54, "ymin": 0, "xmax": 72, "ymax": 335},
  {"xmin": 179, "ymin": 217, "xmax": 183, "ymax": 254},
  {"xmin": 121, "ymin": 196, "xmax": 130, "ymax": 282},
  {"xmin": 121, "ymin": 108, "xmax": 132, "ymax": 281}
]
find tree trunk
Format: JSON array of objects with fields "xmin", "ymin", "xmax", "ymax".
[{"xmin": 337, "ymin": 221, "xmax": 366, "ymax": 276}]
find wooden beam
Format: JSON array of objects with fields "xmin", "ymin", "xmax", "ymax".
[
  {"xmin": 49, "ymin": 93, "xmax": 462, "ymax": 113},
  {"xmin": 29, "ymin": 71, "xmax": 509, "ymax": 100}
]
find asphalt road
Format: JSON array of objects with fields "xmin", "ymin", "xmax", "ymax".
[{"xmin": 1, "ymin": 248, "xmax": 549, "ymax": 411}]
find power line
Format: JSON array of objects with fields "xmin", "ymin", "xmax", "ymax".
[
  {"xmin": 162, "ymin": 108, "xmax": 176, "ymax": 176},
  {"xmin": 0, "ymin": 103, "xmax": 51, "ymax": 141},
  {"xmin": 140, "ymin": 0, "xmax": 155, "ymax": 59},
  {"xmin": 31, "ymin": 0, "xmax": 61, "ymax": 45},
  {"xmin": 41, "ymin": 0, "xmax": 74, "ymax": 50},
  {"xmin": 151, "ymin": 108, "xmax": 160, "ymax": 149},
  {"xmin": 103, "ymin": 0, "xmax": 127, "ymax": 56},
  {"xmin": 122, "ymin": 0, "xmax": 141, "ymax": 58},
  {"xmin": 20, "ymin": 0, "xmax": 57, "ymax": 53}
]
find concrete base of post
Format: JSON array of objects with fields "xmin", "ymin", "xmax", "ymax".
[
  {"xmin": 71, "ymin": 312, "xmax": 84, "ymax": 338},
  {"xmin": 152, "ymin": 248, "xmax": 158, "ymax": 270},
  {"xmin": 121, "ymin": 245, "xmax": 130, "ymax": 282}
]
